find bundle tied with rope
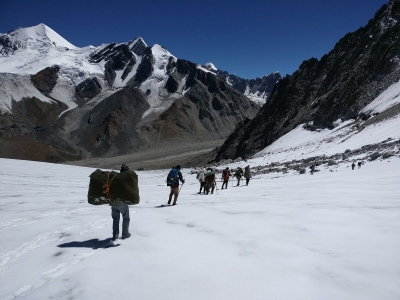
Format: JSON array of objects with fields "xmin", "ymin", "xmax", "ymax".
[{"xmin": 87, "ymin": 169, "xmax": 140, "ymax": 205}]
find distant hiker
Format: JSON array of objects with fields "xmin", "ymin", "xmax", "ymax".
[
  {"xmin": 310, "ymin": 164, "xmax": 315, "ymax": 175},
  {"xmin": 196, "ymin": 167, "xmax": 206, "ymax": 194},
  {"xmin": 221, "ymin": 167, "xmax": 231, "ymax": 189},
  {"xmin": 244, "ymin": 165, "xmax": 252, "ymax": 186},
  {"xmin": 204, "ymin": 167, "xmax": 216, "ymax": 194},
  {"xmin": 111, "ymin": 164, "xmax": 132, "ymax": 241},
  {"xmin": 234, "ymin": 167, "xmax": 243, "ymax": 186},
  {"xmin": 351, "ymin": 162, "xmax": 355, "ymax": 170},
  {"xmin": 358, "ymin": 162, "xmax": 362, "ymax": 169},
  {"xmin": 167, "ymin": 165, "xmax": 185, "ymax": 205}
]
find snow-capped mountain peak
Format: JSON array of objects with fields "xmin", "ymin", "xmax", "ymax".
[
  {"xmin": 129, "ymin": 36, "xmax": 147, "ymax": 46},
  {"xmin": 204, "ymin": 62, "xmax": 218, "ymax": 71},
  {"xmin": 152, "ymin": 43, "xmax": 174, "ymax": 57},
  {"xmin": 127, "ymin": 36, "xmax": 148, "ymax": 55},
  {"xmin": 4, "ymin": 23, "xmax": 77, "ymax": 50}
]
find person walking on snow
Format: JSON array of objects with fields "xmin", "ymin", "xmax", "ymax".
[
  {"xmin": 167, "ymin": 165, "xmax": 185, "ymax": 205},
  {"xmin": 203, "ymin": 167, "xmax": 216, "ymax": 194},
  {"xmin": 358, "ymin": 161, "xmax": 362, "ymax": 169},
  {"xmin": 234, "ymin": 167, "xmax": 243, "ymax": 186},
  {"xmin": 111, "ymin": 164, "xmax": 131, "ymax": 241},
  {"xmin": 310, "ymin": 164, "xmax": 315, "ymax": 175},
  {"xmin": 196, "ymin": 167, "xmax": 206, "ymax": 194},
  {"xmin": 244, "ymin": 165, "xmax": 252, "ymax": 186},
  {"xmin": 351, "ymin": 162, "xmax": 356, "ymax": 170},
  {"xmin": 221, "ymin": 167, "xmax": 231, "ymax": 189}
]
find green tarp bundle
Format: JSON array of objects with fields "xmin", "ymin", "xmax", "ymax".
[
  {"xmin": 87, "ymin": 169, "xmax": 140, "ymax": 205},
  {"xmin": 205, "ymin": 173, "xmax": 215, "ymax": 184}
]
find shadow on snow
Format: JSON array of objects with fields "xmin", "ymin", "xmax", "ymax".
[{"xmin": 57, "ymin": 238, "xmax": 119, "ymax": 249}]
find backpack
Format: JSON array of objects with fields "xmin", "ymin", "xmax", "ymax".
[
  {"xmin": 87, "ymin": 169, "xmax": 140, "ymax": 205},
  {"xmin": 197, "ymin": 170, "xmax": 205, "ymax": 182},
  {"xmin": 167, "ymin": 168, "xmax": 179, "ymax": 186},
  {"xmin": 222, "ymin": 169, "xmax": 229, "ymax": 179},
  {"xmin": 205, "ymin": 168, "xmax": 215, "ymax": 177}
]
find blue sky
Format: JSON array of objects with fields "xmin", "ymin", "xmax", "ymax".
[{"xmin": 0, "ymin": 0, "xmax": 389, "ymax": 79}]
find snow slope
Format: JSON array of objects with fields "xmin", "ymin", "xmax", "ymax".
[
  {"xmin": 361, "ymin": 80, "xmax": 400, "ymax": 114},
  {"xmin": 0, "ymin": 153, "xmax": 399, "ymax": 300},
  {"xmin": 0, "ymin": 73, "xmax": 55, "ymax": 113}
]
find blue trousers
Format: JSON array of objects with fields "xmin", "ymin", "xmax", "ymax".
[{"xmin": 111, "ymin": 204, "xmax": 130, "ymax": 237}]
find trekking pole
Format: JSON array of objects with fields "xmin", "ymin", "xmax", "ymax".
[{"xmin": 179, "ymin": 182, "xmax": 184, "ymax": 192}]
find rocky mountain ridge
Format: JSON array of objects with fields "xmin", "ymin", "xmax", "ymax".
[
  {"xmin": 0, "ymin": 24, "xmax": 269, "ymax": 162},
  {"xmin": 215, "ymin": 0, "xmax": 400, "ymax": 162},
  {"xmin": 203, "ymin": 63, "xmax": 281, "ymax": 106}
]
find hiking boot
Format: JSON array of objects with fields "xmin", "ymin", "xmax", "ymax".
[
  {"xmin": 173, "ymin": 202, "xmax": 177, "ymax": 206},
  {"xmin": 112, "ymin": 235, "xmax": 119, "ymax": 241},
  {"xmin": 168, "ymin": 200, "xmax": 171, "ymax": 205},
  {"xmin": 121, "ymin": 233, "xmax": 131, "ymax": 240}
]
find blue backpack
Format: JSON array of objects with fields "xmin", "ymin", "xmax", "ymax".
[{"xmin": 167, "ymin": 168, "xmax": 179, "ymax": 186}]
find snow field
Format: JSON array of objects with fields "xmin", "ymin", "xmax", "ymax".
[{"xmin": 0, "ymin": 157, "xmax": 399, "ymax": 299}]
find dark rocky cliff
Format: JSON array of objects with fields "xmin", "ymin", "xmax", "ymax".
[
  {"xmin": 71, "ymin": 87, "xmax": 150, "ymax": 157},
  {"xmin": 215, "ymin": 0, "xmax": 400, "ymax": 161}
]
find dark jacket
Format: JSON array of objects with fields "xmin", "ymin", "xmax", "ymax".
[
  {"xmin": 234, "ymin": 168, "xmax": 243, "ymax": 178},
  {"xmin": 244, "ymin": 166, "xmax": 252, "ymax": 179},
  {"xmin": 167, "ymin": 168, "xmax": 185, "ymax": 188},
  {"xmin": 222, "ymin": 169, "xmax": 231, "ymax": 180}
]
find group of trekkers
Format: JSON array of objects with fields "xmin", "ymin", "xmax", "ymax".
[
  {"xmin": 165, "ymin": 165, "xmax": 253, "ymax": 206},
  {"xmin": 310, "ymin": 161, "xmax": 363, "ymax": 174},
  {"xmin": 99, "ymin": 158, "xmax": 366, "ymax": 241},
  {"xmin": 195, "ymin": 165, "xmax": 252, "ymax": 194},
  {"xmin": 107, "ymin": 163, "xmax": 252, "ymax": 242},
  {"xmin": 351, "ymin": 161, "xmax": 363, "ymax": 170}
]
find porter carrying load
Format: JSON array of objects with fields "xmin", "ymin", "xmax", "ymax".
[{"xmin": 87, "ymin": 169, "xmax": 140, "ymax": 205}]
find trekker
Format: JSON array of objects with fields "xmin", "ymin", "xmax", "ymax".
[
  {"xmin": 204, "ymin": 167, "xmax": 216, "ymax": 194},
  {"xmin": 358, "ymin": 162, "xmax": 362, "ymax": 169},
  {"xmin": 351, "ymin": 162, "xmax": 355, "ymax": 170},
  {"xmin": 197, "ymin": 167, "xmax": 206, "ymax": 194},
  {"xmin": 310, "ymin": 164, "xmax": 315, "ymax": 175},
  {"xmin": 167, "ymin": 165, "xmax": 185, "ymax": 205},
  {"xmin": 221, "ymin": 167, "xmax": 231, "ymax": 189},
  {"xmin": 111, "ymin": 164, "xmax": 131, "ymax": 241},
  {"xmin": 234, "ymin": 167, "xmax": 243, "ymax": 186},
  {"xmin": 244, "ymin": 165, "xmax": 252, "ymax": 186}
]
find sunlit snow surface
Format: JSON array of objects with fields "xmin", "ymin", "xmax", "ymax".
[
  {"xmin": 0, "ymin": 152, "xmax": 399, "ymax": 300},
  {"xmin": 361, "ymin": 80, "xmax": 400, "ymax": 114}
]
